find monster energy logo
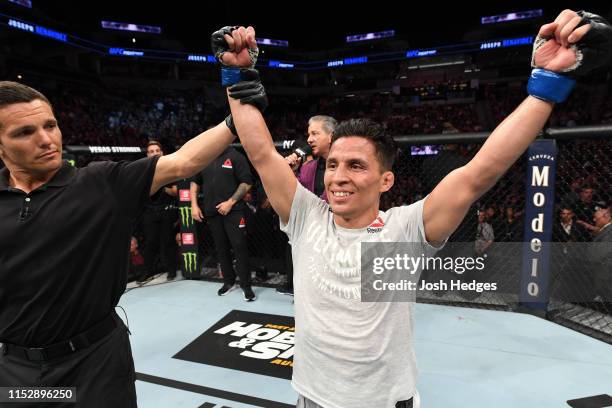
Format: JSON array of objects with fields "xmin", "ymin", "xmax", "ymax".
[
  {"xmin": 179, "ymin": 207, "xmax": 193, "ymax": 227},
  {"xmin": 183, "ymin": 252, "xmax": 198, "ymax": 274}
]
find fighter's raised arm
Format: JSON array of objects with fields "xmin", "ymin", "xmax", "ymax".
[
  {"xmin": 423, "ymin": 9, "xmax": 612, "ymax": 245},
  {"xmin": 211, "ymin": 25, "xmax": 297, "ymax": 224},
  {"xmin": 149, "ymin": 26, "xmax": 277, "ymax": 195}
]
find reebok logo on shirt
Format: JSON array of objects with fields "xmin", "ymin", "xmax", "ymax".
[
  {"xmin": 239, "ymin": 217, "xmax": 246, "ymax": 228},
  {"xmin": 222, "ymin": 159, "xmax": 233, "ymax": 169},
  {"xmin": 367, "ymin": 216, "xmax": 385, "ymax": 233}
]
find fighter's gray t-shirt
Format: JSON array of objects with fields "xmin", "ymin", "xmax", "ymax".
[{"xmin": 281, "ymin": 183, "xmax": 440, "ymax": 408}]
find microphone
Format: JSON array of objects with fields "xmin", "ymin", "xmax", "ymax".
[
  {"xmin": 19, "ymin": 198, "xmax": 31, "ymax": 221},
  {"xmin": 286, "ymin": 140, "xmax": 312, "ymax": 169},
  {"xmin": 293, "ymin": 142, "xmax": 312, "ymax": 164}
]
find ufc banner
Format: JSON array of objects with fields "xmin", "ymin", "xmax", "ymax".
[
  {"xmin": 520, "ymin": 140, "xmax": 557, "ymax": 310},
  {"xmin": 176, "ymin": 179, "xmax": 199, "ymax": 278}
]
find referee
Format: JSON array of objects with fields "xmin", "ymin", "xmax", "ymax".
[{"xmin": 0, "ymin": 81, "xmax": 237, "ymax": 407}]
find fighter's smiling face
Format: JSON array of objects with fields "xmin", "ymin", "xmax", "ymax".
[{"xmin": 325, "ymin": 136, "xmax": 394, "ymax": 228}]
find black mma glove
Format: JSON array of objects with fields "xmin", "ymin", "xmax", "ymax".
[
  {"xmin": 227, "ymin": 68, "xmax": 268, "ymax": 113},
  {"xmin": 531, "ymin": 11, "xmax": 612, "ymax": 78},
  {"xmin": 528, "ymin": 10, "xmax": 612, "ymax": 103},
  {"xmin": 211, "ymin": 26, "xmax": 259, "ymax": 87}
]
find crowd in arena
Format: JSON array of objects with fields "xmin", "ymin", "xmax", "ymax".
[{"xmin": 28, "ymin": 78, "xmax": 612, "ymax": 149}]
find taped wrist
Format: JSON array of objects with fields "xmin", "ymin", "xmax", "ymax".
[
  {"xmin": 527, "ymin": 68, "xmax": 576, "ymax": 103},
  {"xmin": 222, "ymin": 67, "xmax": 243, "ymax": 87}
]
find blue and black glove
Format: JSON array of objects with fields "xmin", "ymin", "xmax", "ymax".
[
  {"xmin": 211, "ymin": 26, "xmax": 259, "ymax": 87},
  {"xmin": 224, "ymin": 69, "xmax": 268, "ymax": 136},
  {"xmin": 227, "ymin": 68, "xmax": 268, "ymax": 113},
  {"xmin": 528, "ymin": 11, "xmax": 612, "ymax": 103},
  {"xmin": 212, "ymin": 26, "xmax": 263, "ymax": 136}
]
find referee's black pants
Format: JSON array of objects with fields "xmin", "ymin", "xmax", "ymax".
[{"xmin": 0, "ymin": 317, "xmax": 136, "ymax": 408}]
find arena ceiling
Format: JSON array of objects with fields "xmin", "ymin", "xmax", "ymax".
[{"xmin": 17, "ymin": 1, "xmax": 611, "ymax": 53}]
